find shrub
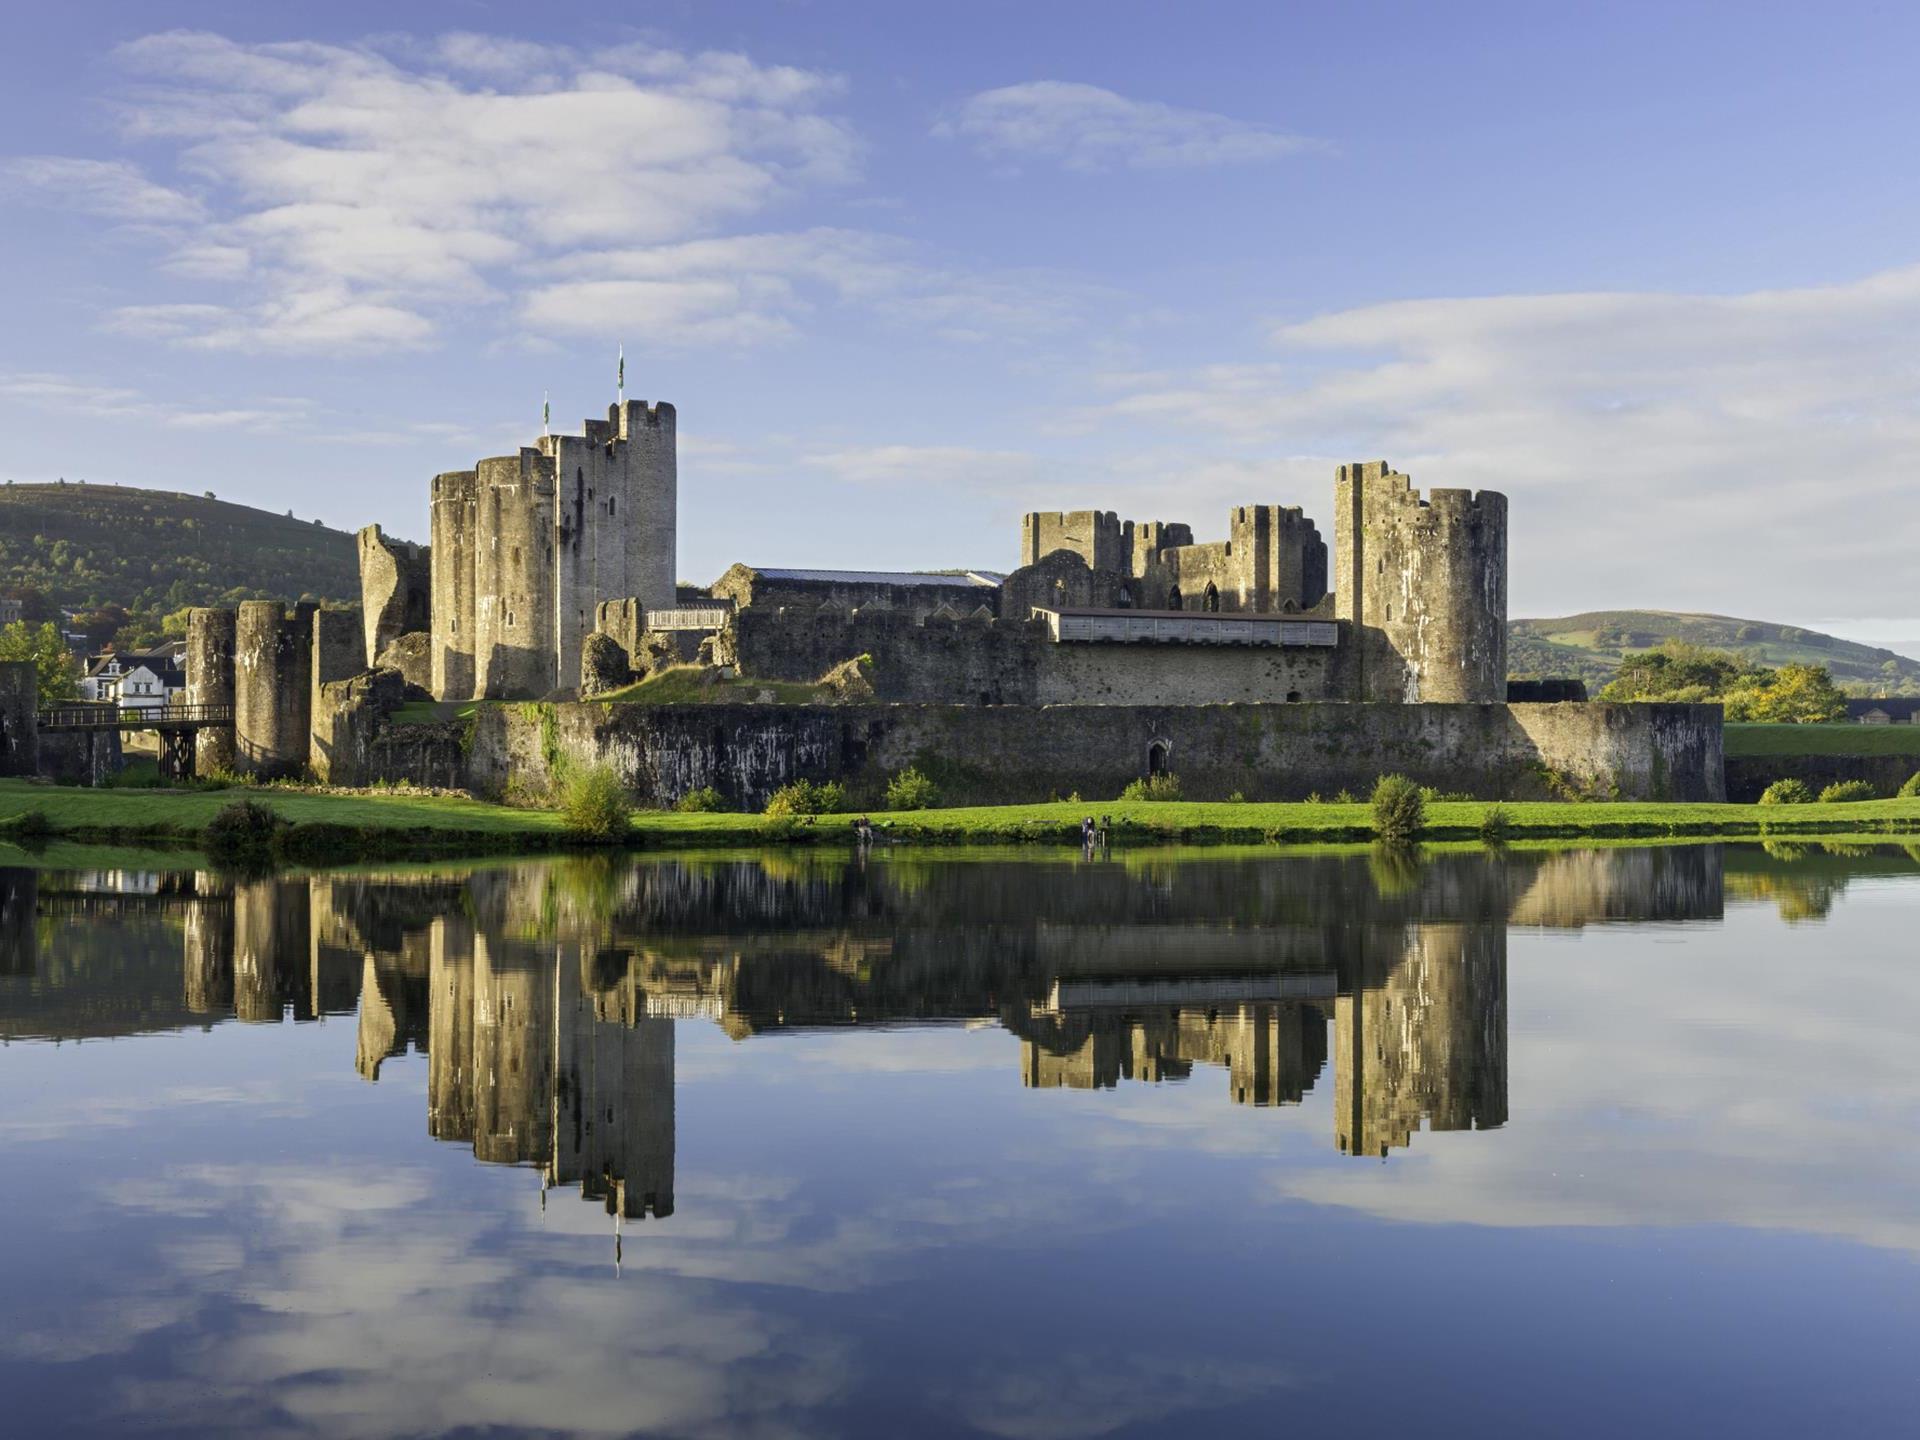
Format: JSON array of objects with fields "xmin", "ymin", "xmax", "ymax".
[
  {"xmin": 764, "ymin": 779, "xmax": 844, "ymax": 818},
  {"xmin": 1120, "ymin": 773, "xmax": 1183, "ymax": 802},
  {"xmin": 1333, "ymin": 788, "xmax": 1356, "ymax": 804},
  {"xmin": 1370, "ymin": 774, "xmax": 1426, "ymax": 843},
  {"xmin": 5, "ymin": 809, "xmax": 52, "ymax": 839},
  {"xmin": 1226, "ymin": 790, "xmax": 1246, "ymax": 804},
  {"xmin": 884, "ymin": 766, "xmax": 940, "ymax": 810},
  {"xmin": 1899, "ymin": 771, "xmax": 1920, "ymax": 799},
  {"xmin": 1758, "ymin": 778, "xmax": 1814, "ymax": 806},
  {"xmin": 1819, "ymin": 780, "xmax": 1877, "ymax": 803},
  {"xmin": 559, "ymin": 764, "xmax": 631, "ymax": 841},
  {"xmin": 675, "ymin": 786, "xmax": 725, "ymax": 813},
  {"xmin": 1479, "ymin": 802, "xmax": 1512, "ymax": 842},
  {"xmin": 204, "ymin": 799, "xmax": 283, "ymax": 869}
]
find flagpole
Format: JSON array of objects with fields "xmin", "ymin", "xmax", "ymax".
[
  {"xmin": 617, "ymin": 343, "xmax": 625, "ymax": 407},
  {"xmin": 542, "ymin": 390, "xmax": 550, "ymax": 438}
]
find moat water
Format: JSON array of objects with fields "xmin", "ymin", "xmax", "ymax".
[{"xmin": 1, "ymin": 841, "xmax": 1916, "ymax": 1436}]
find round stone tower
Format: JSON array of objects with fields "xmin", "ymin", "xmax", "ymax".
[
  {"xmin": 233, "ymin": 600, "xmax": 316, "ymax": 778},
  {"xmin": 186, "ymin": 607, "xmax": 236, "ymax": 775},
  {"xmin": 1333, "ymin": 462, "xmax": 1508, "ymax": 703}
]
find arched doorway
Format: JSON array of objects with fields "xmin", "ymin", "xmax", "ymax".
[
  {"xmin": 1147, "ymin": 739, "xmax": 1171, "ymax": 776},
  {"xmin": 1202, "ymin": 582, "xmax": 1220, "ymax": 612},
  {"xmin": 1166, "ymin": 585, "xmax": 1182, "ymax": 612}
]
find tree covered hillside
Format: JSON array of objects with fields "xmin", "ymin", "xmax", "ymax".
[
  {"xmin": 1510, "ymin": 610, "xmax": 1920, "ymax": 695},
  {"xmin": 0, "ymin": 482, "xmax": 361, "ymax": 620}
]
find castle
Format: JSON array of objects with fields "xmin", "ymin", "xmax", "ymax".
[{"xmin": 90, "ymin": 393, "xmax": 1717, "ymax": 803}]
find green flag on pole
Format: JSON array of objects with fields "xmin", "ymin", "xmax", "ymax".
[
  {"xmin": 617, "ymin": 343, "xmax": 625, "ymax": 403},
  {"xmin": 542, "ymin": 391, "xmax": 550, "ymax": 437}
]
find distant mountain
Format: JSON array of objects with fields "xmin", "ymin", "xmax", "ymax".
[
  {"xmin": 0, "ymin": 481, "xmax": 361, "ymax": 616},
  {"xmin": 1511, "ymin": 610, "xmax": 1920, "ymax": 695}
]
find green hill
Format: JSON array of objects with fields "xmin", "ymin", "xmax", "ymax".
[
  {"xmin": 0, "ymin": 481, "xmax": 361, "ymax": 618},
  {"xmin": 1511, "ymin": 610, "xmax": 1920, "ymax": 695}
]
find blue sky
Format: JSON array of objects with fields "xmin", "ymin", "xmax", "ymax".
[{"xmin": 3, "ymin": 1, "xmax": 1917, "ymax": 643}]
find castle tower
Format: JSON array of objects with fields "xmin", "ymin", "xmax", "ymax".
[
  {"xmin": 429, "ymin": 471, "xmax": 479, "ymax": 702},
  {"xmin": 356, "ymin": 524, "xmax": 430, "ymax": 667},
  {"xmin": 1334, "ymin": 462, "xmax": 1507, "ymax": 702},
  {"xmin": 1020, "ymin": 510, "xmax": 1129, "ymax": 575},
  {"xmin": 185, "ymin": 608, "xmax": 236, "ymax": 775},
  {"xmin": 471, "ymin": 450, "xmax": 557, "ymax": 700},
  {"xmin": 233, "ymin": 600, "xmax": 316, "ymax": 778}
]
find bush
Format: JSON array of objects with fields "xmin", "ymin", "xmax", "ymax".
[
  {"xmin": 204, "ymin": 799, "xmax": 283, "ymax": 869},
  {"xmin": 559, "ymin": 764, "xmax": 631, "ymax": 841},
  {"xmin": 5, "ymin": 809, "xmax": 52, "ymax": 839},
  {"xmin": 1479, "ymin": 802, "xmax": 1512, "ymax": 842},
  {"xmin": 1899, "ymin": 771, "xmax": 1920, "ymax": 799},
  {"xmin": 675, "ymin": 786, "xmax": 725, "ymax": 813},
  {"xmin": 1119, "ymin": 773, "xmax": 1183, "ymax": 802},
  {"xmin": 764, "ymin": 779, "xmax": 844, "ymax": 818},
  {"xmin": 1818, "ymin": 780, "xmax": 1877, "ymax": 803},
  {"xmin": 1370, "ymin": 774, "xmax": 1426, "ymax": 843},
  {"xmin": 1758, "ymin": 778, "xmax": 1814, "ymax": 806},
  {"xmin": 884, "ymin": 766, "xmax": 940, "ymax": 810}
]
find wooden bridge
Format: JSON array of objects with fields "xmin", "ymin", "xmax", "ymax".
[{"xmin": 35, "ymin": 702, "xmax": 233, "ymax": 781}]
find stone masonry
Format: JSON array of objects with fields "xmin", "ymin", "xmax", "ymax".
[{"xmin": 356, "ymin": 524, "xmax": 430, "ymax": 667}]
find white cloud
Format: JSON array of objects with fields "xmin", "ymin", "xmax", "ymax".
[
  {"xmin": 1090, "ymin": 265, "xmax": 1920, "ymax": 620},
  {"xmin": 0, "ymin": 155, "xmax": 205, "ymax": 224},
  {"xmin": 26, "ymin": 29, "xmax": 861, "ymax": 353},
  {"xmin": 938, "ymin": 81, "xmax": 1318, "ymax": 172},
  {"xmin": 0, "ymin": 370, "xmax": 308, "ymax": 430}
]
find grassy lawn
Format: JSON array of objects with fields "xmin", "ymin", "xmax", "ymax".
[
  {"xmin": 5, "ymin": 778, "xmax": 1919, "ymax": 857},
  {"xmin": 596, "ymin": 665, "xmax": 833, "ymax": 705},
  {"xmin": 389, "ymin": 699, "xmax": 484, "ymax": 726},
  {"xmin": 1726, "ymin": 723, "xmax": 1920, "ymax": 756}
]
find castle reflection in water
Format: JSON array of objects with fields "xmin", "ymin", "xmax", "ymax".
[{"xmin": 0, "ymin": 843, "xmax": 1774, "ymax": 1218}]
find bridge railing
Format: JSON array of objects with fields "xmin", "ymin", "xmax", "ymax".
[{"xmin": 36, "ymin": 701, "xmax": 235, "ymax": 731}]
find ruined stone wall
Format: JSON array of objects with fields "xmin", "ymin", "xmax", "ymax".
[
  {"xmin": 0, "ymin": 661, "xmax": 36, "ymax": 778},
  {"xmin": 429, "ymin": 470, "xmax": 478, "ymax": 702},
  {"xmin": 1334, "ymin": 461, "xmax": 1507, "ymax": 703},
  {"xmin": 472, "ymin": 450, "xmax": 557, "ymax": 700},
  {"xmin": 464, "ymin": 699, "xmax": 1722, "ymax": 809},
  {"xmin": 596, "ymin": 598, "xmax": 645, "ymax": 657},
  {"xmin": 723, "ymin": 606, "xmax": 1344, "ymax": 706},
  {"xmin": 309, "ymin": 607, "xmax": 363, "ymax": 775},
  {"xmin": 356, "ymin": 525, "xmax": 430, "ymax": 666},
  {"xmin": 711, "ymin": 565, "xmax": 1000, "ymax": 623},
  {"xmin": 997, "ymin": 551, "xmax": 1130, "ymax": 620},
  {"xmin": 1020, "ymin": 510, "xmax": 1129, "ymax": 573},
  {"xmin": 186, "ymin": 607, "xmax": 236, "ymax": 773},
  {"xmin": 37, "ymin": 722, "xmax": 120, "ymax": 785},
  {"xmin": 234, "ymin": 600, "xmax": 315, "ymax": 779}
]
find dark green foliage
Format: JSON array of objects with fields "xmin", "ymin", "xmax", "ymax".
[
  {"xmin": 1120, "ymin": 773, "xmax": 1183, "ymax": 802},
  {"xmin": 1818, "ymin": 780, "xmax": 1877, "ymax": 803},
  {"xmin": 5, "ymin": 809, "xmax": 52, "ymax": 839},
  {"xmin": 559, "ymin": 764, "xmax": 632, "ymax": 841},
  {"xmin": 0, "ymin": 482, "xmax": 359, "ymax": 644},
  {"xmin": 884, "ymin": 766, "xmax": 940, "ymax": 810},
  {"xmin": 764, "ymin": 779, "xmax": 844, "ymax": 818},
  {"xmin": 203, "ymin": 799, "xmax": 284, "ymax": 869},
  {"xmin": 1479, "ymin": 802, "xmax": 1512, "ymax": 842},
  {"xmin": 1369, "ymin": 774, "xmax": 1426, "ymax": 842},
  {"xmin": 1513, "ymin": 611, "xmax": 1920, "ymax": 694},
  {"xmin": 1759, "ymin": 778, "xmax": 1814, "ymax": 805},
  {"xmin": 0, "ymin": 620, "xmax": 79, "ymax": 701},
  {"xmin": 675, "ymin": 785, "xmax": 726, "ymax": 813}
]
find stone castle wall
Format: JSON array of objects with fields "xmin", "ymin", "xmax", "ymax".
[
  {"xmin": 356, "ymin": 525, "xmax": 430, "ymax": 667},
  {"xmin": 234, "ymin": 600, "xmax": 316, "ymax": 779},
  {"xmin": 455, "ymin": 700, "xmax": 1723, "ymax": 809},
  {"xmin": 0, "ymin": 661, "xmax": 37, "ymax": 777},
  {"xmin": 723, "ymin": 606, "xmax": 1345, "ymax": 706}
]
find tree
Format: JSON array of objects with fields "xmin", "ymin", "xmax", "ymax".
[
  {"xmin": 1725, "ymin": 664, "xmax": 1848, "ymax": 723},
  {"xmin": 1597, "ymin": 641, "xmax": 1754, "ymax": 704},
  {"xmin": 75, "ymin": 603, "xmax": 130, "ymax": 649},
  {"xmin": 0, "ymin": 620, "xmax": 79, "ymax": 702}
]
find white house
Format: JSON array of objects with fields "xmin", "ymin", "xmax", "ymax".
[{"xmin": 80, "ymin": 644, "xmax": 187, "ymax": 712}]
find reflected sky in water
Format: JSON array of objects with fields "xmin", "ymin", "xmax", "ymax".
[{"xmin": 1, "ymin": 842, "xmax": 1917, "ymax": 1437}]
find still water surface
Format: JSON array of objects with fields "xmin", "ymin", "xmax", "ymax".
[{"xmin": 1, "ymin": 843, "xmax": 1917, "ymax": 1436}]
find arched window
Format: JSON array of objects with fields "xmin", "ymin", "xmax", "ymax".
[
  {"xmin": 1147, "ymin": 740, "xmax": 1171, "ymax": 776},
  {"xmin": 1167, "ymin": 585, "xmax": 1183, "ymax": 612},
  {"xmin": 1203, "ymin": 582, "xmax": 1220, "ymax": 613}
]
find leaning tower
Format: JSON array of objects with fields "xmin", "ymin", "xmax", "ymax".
[{"xmin": 1333, "ymin": 461, "xmax": 1508, "ymax": 703}]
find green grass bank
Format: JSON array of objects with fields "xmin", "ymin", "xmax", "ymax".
[
  {"xmin": 1725, "ymin": 723, "xmax": 1920, "ymax": 757},
  {"xmin": 5, "ymin": 779, "xmax": 1920, "ymax": 859}
]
